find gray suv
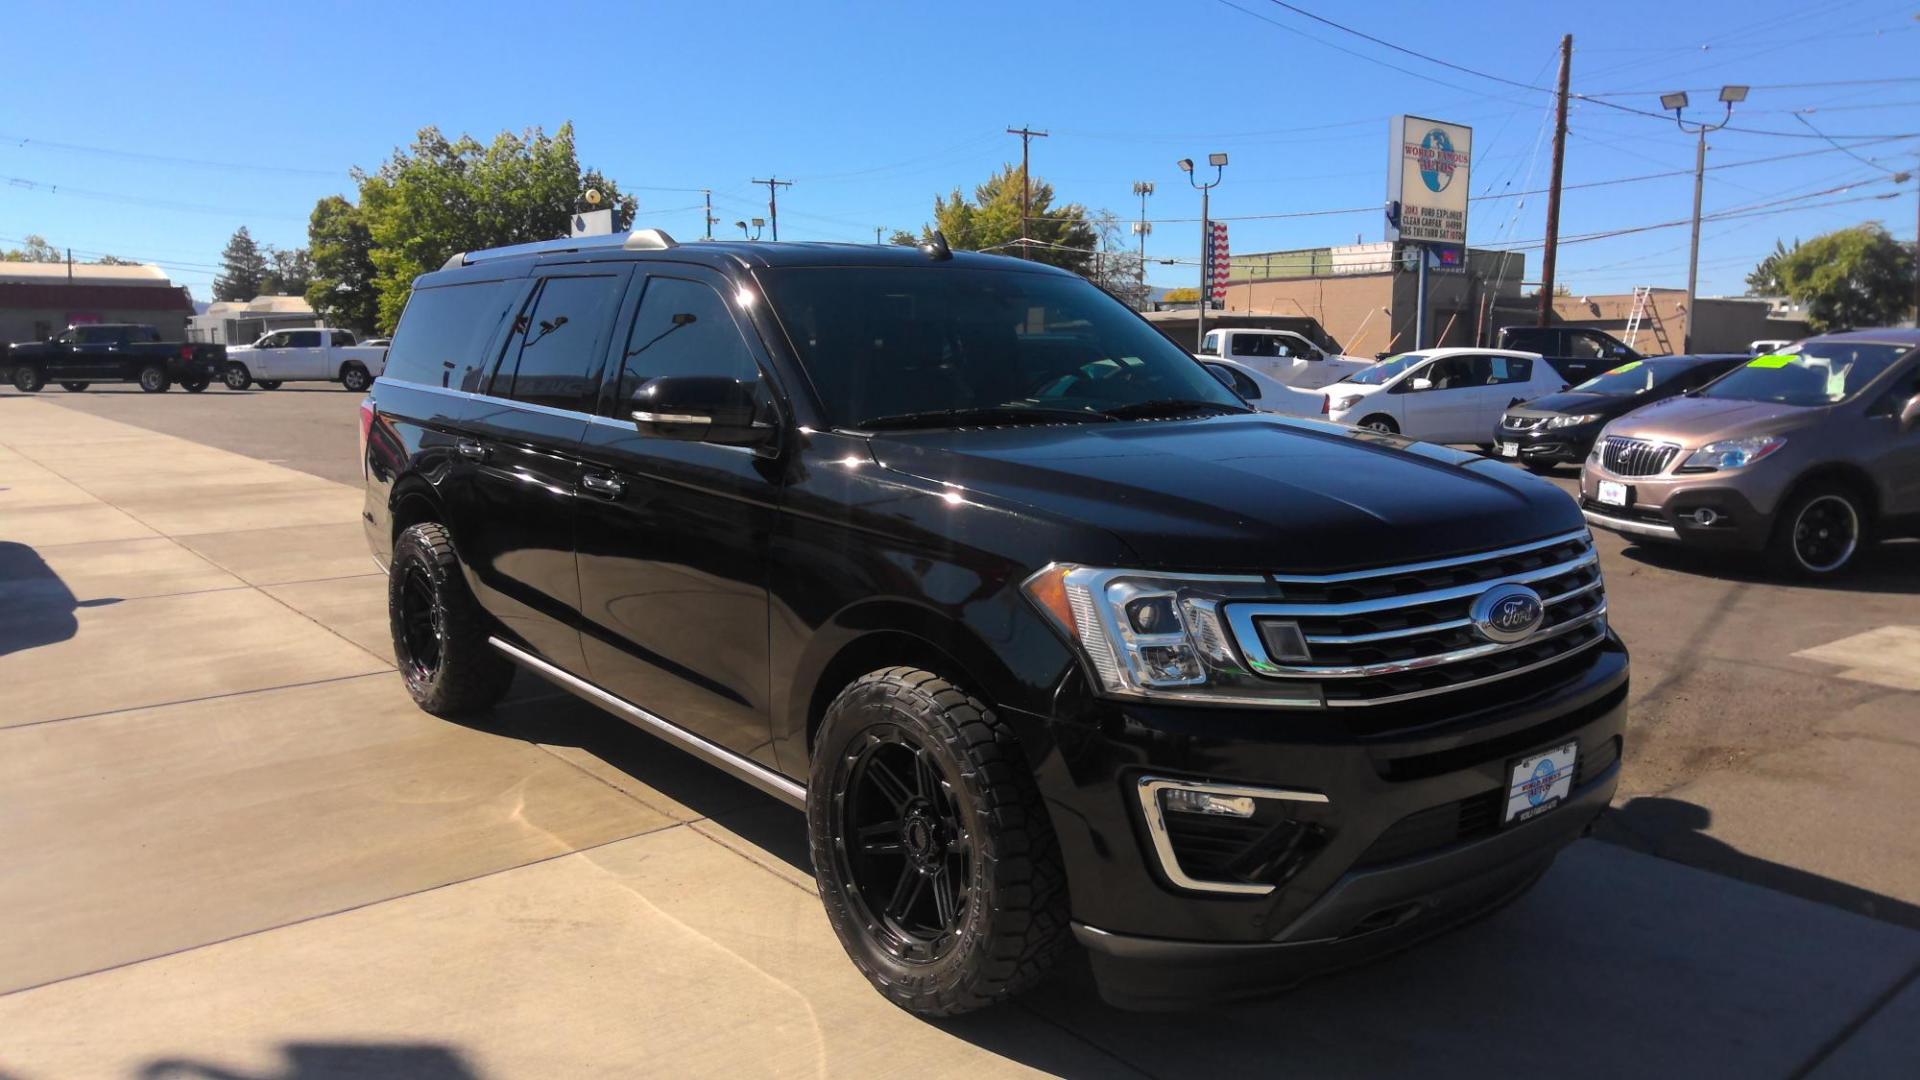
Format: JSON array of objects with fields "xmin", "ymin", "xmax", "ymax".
[{"xmin": 1579, "ymin": 330, "xmax": 1920, "ymax": 577}]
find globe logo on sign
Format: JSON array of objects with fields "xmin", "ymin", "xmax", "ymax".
[
  {"xmin": 1419, "ymin": 128, "xmax": 1456, "ymax": 193},
  {"xmin": 1526, "ymin": 758, "xmax": 1557, "ymax": 806}
]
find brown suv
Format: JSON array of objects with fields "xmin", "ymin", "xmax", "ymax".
[{"xmin": 1579, "ymin": 329, "xmax": 1920, "ymax": 576}]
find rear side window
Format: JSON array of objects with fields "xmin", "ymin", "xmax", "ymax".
[
  {"xmin": 496, "ymin": 274, "xmax": 625, "ymax": 411},
  {"xmin": 329, "ymin": 330, "xmax": 357, "ymax": 346},
  {"xmin": 614, "ymin": 276, "xmax": 760, "ymax": 407},
  {"xmin": 1488, "ymin": 356, "xmax": 1534, "ymax": 384},
  {"xmin": 384, "ymin": 280, "xmax": 520, "ymax": 392}
]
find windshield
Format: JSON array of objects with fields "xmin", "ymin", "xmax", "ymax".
[
  {"xmin": 1199, "ymin": 330, "xmax": 1223, "ymax": 356},
  {"xmin": 1700, "ymin": 341, "xmax": 1910, "ymax": 406},
  {"xmin": 1571, "ymin": 360, "xmax": 1673, "ymax": 397},
  {"xmin": 759, "ymin": 266, "xmax": 1246, "ymax": 429},
  {"xmin": 1344, "ymin": 352, "xmax": 1424, "ymax": 386}
]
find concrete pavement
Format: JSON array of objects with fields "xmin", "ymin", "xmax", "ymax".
[{"xmin": 4, "ymin": 394, "xmax": 1919, "ymax": 1077}]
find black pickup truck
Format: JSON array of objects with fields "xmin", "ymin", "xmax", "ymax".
[
  {"xmin": 5, "ymin": 324, "xmax": 226, "ymax": 393},
  {"xmin": 1496, "ymin": 325, "xmax": 1645, "ymax": 384}
]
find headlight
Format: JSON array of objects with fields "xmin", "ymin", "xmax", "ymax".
[
  {"xmin": 1681, "ymin": 435, "xmax": 1786, "ymax": 471},
  {"xmin": 1548, "ymin": 413, "xmax": 1601, "ymax": 428},
  {"xmin": 1023, "ymin": 565, "xmax": 1302, "ymax": 703},
  {"xmin": 1331, "ymin": 394, "xmax": 1364, "ymax": 412}
]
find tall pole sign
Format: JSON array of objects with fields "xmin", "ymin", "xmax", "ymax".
[{"xmin": 1387, "ymin": 115, "xmax": 1472, "ymax": 349}]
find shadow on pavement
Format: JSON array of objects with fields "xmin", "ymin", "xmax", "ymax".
[
  {"xmin": 1617, "ymin": 537, "xmax": 1920, "ymax": 595},
  {"xmin": 139, "ymin": 1043, "xmax": 476, "ymax": 1080},
  {"xmin": 0, "ymin": 541, "xmax": 120, "ymax": 657},
  {"xmin": 1596, "ymin": 796, "xmax": 1920, "ymax": 931}
]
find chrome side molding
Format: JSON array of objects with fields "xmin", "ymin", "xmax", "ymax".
[{"xmin": 487, "ymin": 637, "xmax": 807, "ymax": 809}]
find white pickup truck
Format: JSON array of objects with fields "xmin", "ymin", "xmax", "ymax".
[
  {"xmin": 222, "ymin": 327, "xmax": 387, "ymax": 392},
  {"xmin": 1196, "ymin": 328, "xmax": 1373, "ymax": 389}
]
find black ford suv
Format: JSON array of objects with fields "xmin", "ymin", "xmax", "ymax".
[{"xmin": 361, "ymin": 229, "xmax": 1627, "ymax": 1014}]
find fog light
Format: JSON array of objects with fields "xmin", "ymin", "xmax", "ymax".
[
  {"xmin": 1163, "ymin": 788, "xmax": 1257, "ymax": 818},
  {"xmin": 1689, "ymin": 508, "xmax": 1719, "ymax": 526}
]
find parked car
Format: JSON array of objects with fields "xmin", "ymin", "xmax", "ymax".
[
  {"xmin": 223, "ymin": 327, "xmax": 386, "ymax": 391},
  {"xmin": 1580, "ymin": 330, "xmax": 1920, "ymax": 577},
  {"xmin": 5, "ymin": 323, "xmax": 224, "ymax": 393},
  {"xmin": 1201, "ymin": 357, "xmax": 1327, "ymax": 416},
  {"xmin": 363, "ymin": 230, "xmax": 1625, "ymax": 1014},
  {"xmin": 361, "ymin": 337, "xmax": 392, "ymax": 348},
  {"xmin": 1497, "ymin": 325, "xmax": 1644, "ymax": 383},
  {"xmin": 1197, "ymin": 328, "xmax": 1373, "ymax": 389},
  {"xmin": 1494, "ymin": 354, "xmax": 1748, "ymax": 474},
  {"xmin": 1324, "ymin": 347, "xmax": 1566, "ymax": 445}
]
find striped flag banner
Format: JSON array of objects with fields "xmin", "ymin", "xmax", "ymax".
[{"xmin": 1209, "ymin": 221, "xmax": 1230, "ymax": 302}]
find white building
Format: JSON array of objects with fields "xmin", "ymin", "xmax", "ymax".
[{"xmin": 187, "ymin": 294, "xmax": 319, "ymax": 345}]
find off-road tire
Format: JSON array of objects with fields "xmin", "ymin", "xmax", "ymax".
[
  {"xmin": 222, "ymin": 364, "xmax": 252, "ymax": 391},
  {"xmin": 60, "ymin": 381, "xmax": 89, "ymax": 392},
  {"xmin": 809, "ymin": 667, "xmax": 1071, "ymax": 1016},
  {"xmin": 13, "ymin": 364, "xmax": 45, "ymax": 392},
  {"xmin": 1766, "ymin": 483, "xmax": 1869, "ymax": 579},
  {"xmin": 137, "ymin": 364, "xmax": 171, "ymax": 392},
  {"xmin": 340, "ymin": 363, "xmax": 371, "ymax": 392},
  {"xmin": 388, "ymin": 522, "xmax": 515, "ymax": 717},
  {"xmin": 256, "ymin": 379, "xmax": 283, "ymax": 390}
]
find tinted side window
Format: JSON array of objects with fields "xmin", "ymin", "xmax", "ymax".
[
  {"xmin": 288, "ymin": 330, "xmax": 322, "ymax": 348},
  {"xmin": 1488, "ymin": 356, "xmax": 1533, "ymax": 385},
  {"xmin": 1235, "ymin": 333, "xmax": 1281, "ymax": 358},
  {"xmin": 498, "ymin": 275, "xmax": 624, "ymax": 411},
  {"xmin": 384, "ymin": 280, "xmax": 520, "ymax": 392},
  {"xmin": 1421, "ymin": 357, "xmax": 1474, "ymax": 390},
  {"xmin": 1565, "ymin": 333, "xmax": 1607, "ymax": 360},
  {"xmin": 76, "ymin": 327, "xmax": 115, "ymax": 345},
  {"xmin": 330, "ymin": 330, "xmax": 357, "ymax": 346},
  {"xmin": 615, "ymin": 277, "xmax": 760, "ymax": 406}
]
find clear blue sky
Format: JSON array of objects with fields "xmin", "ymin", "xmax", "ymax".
[{"xmin": 2, "ymin": 0, "xmax": 1915, "ymax": 301}]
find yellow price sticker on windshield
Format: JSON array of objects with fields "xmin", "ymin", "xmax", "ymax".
[
  {"xmin": 1748, "ymin": 353, "xmax": 1796, "ymax": 368},
  {"xmin": 1606, "ymin": 361, "xmax": 1642, "ymax": 375}
]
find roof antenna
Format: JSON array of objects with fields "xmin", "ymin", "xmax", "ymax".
[{"xmin": 921, "ymin": 229, "xmax": 953, "ymax": 262}]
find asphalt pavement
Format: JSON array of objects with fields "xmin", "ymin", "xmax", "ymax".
[{"xmin": 3, "ymin": 384, "xmax": 1918, "ymax": 1077}]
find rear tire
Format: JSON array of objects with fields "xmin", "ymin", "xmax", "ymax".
[
  {"xmin": 12, "ymin": 364, "xmax": 45, "ymax": 392},
  {"xmin": 809, "ymin": 667, "xmax": 1070, "ymax": 1017},
  {"xmin": 60, "ymin": 382, "xmax": 90, "ymax": 392},
  {"xmin": 137, "ymin": 364, "xmax": 171, "ymax": 393},
  {"xmin": 181, "ymin": 376, "xmax": 210, "ymax": 393},
  {"xmin": 256, "ymin": 379, "xmax": 283, "ymax": 390},
  {"xmin": 1767, "ymin": 484, "xmax": 1868, "ymax": 579},
  {"xmin": 340, "ymin": 363, "xmax": 371, "ymax": 392},
  {"xmin": 222, "ymin": 363, "xmax": 252, "ymax": 391},
  {"xmin": 389, "ymin": 522, "xmax": 515, "ymax": 717}
]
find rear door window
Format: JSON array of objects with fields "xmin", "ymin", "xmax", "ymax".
[
  {"xmin": 495, "ymin": 274, "xmax": 625, "ymax": 412},
  {"xmin": 383, "ymin": 280, "xmax": 522, "ymax": 392},
  {"xmin": 1487, "ymin": 356, "xmax": 1534, "ymax": 385},
  {"xmin": 288, "ymin": 330, "xmax": 323, "ymax": 349},
  {"xmin": 330, "ymin": 330, "xmax": 357, "ymax": 346}
]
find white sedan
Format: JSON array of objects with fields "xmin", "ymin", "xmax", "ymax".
[
  {"xmin": 1201, "ymin": 357, "xmax": 1328, "ymax": 417},
  {"xmin": 1322, "ymin": 347, "xmax": 1566, "ymax": 445}
]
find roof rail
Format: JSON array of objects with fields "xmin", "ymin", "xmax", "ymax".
[{"xmin": 441, "ymin": 228, "xmax": 678, "ymax": 270}]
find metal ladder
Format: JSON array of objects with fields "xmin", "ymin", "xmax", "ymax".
[{"xmin": 1622, "ymin": 286, "xmax": 1673, "ymax": 354}]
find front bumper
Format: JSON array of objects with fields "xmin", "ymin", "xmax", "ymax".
[
  {"xmin": 1491, "ymin": 424, "xmax": 1600, "ymax": 465},
  {"xmin": 1577, "ymin": 466, "xmax": 1772, "ymax": 551},
  {"xmin": 1026, "ymin": 633, "xmax": 1629, "ymax": 1008}
]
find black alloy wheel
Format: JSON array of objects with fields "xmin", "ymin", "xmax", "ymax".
[
  {"xmin": 833, "ymin": 724, "xmax": 972, "ymax": 964},
  {"xmin": 222, "ymin": 364, "xmax": 252, "ymax": 391},
  {"xmin": 387, "ymin": 522, "xmax": 515, "ymax": 716},
  {"xmin": 397, "ymin": 560, "xmax": 445, "ymax": 685},
  {"xmin": 137, "ymin": 364, "xmax": 170, "ymax": 392},
  {"xmin": 13, "ymin": 364, "xmax": 45, "ymax": 392},
  {"xmin": 1786, "ymin": 493, "xmax": 1861, "ymax": 575}
]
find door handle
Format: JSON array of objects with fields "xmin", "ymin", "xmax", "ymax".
[
  {"xmin": 581, "ymin": 473, "xmax": 625, "ymax": 499},
  {"xmin": 455, "ymin": 438, "xmax": 489, "ymax": 461}
]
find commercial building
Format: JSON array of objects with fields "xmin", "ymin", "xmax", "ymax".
[
  {"xmin": 1546, "ymin": 290, "xmax": 1810, "ymax": 355},
  {"xmin": 186, "ymin": 294, "xmax": 319, "ymax": 345},
  {"xmin": 0, "ymin": 263, "xmax": 195, "ymax": 345}
]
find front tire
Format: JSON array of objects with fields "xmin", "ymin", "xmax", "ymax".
[
  {"xmin": 61, "ymin": 381, "xmax": 89, "ymax": 392},
  {"xmin": 12, "ymin": 364, "xmax": 45, "ymax": 392},
  {"xmin": 137, "ymin": 364, "xmax": 171, "ymax": 393},
  {"xmin": 1768, "ymin": 485, "xmax": 1868, "ymax": 578},
  {"xmin": 388, "ymin": 522, "xmax": 516, "ymax": 716},
  {"xmin": 1358, "ymin": 414, "xmax": 1398, "ymax": 434},
  {"xmin": 809, "ymin": 667, "xmax": 1070, "ymax": 1016},
  {"xmin": 222, "ymin": 363, "xmax": 252, "ymax": 391},
  {"xmin": 340, "ymin": 363, "xmax": 371, "ymax": 392}
]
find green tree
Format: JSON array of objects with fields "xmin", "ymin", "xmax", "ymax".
[
  {"xmin": 1775, "ymin": 223, "xmax": 1915, "ymax": 331},
  {"xmin": 923, "ymin": 164, "xmax": 1099, "ymax": 273},
  {"xmin": 259, "ymin": 246, "xmax": 313, "ymax": 295},
  {"xmin": 305, "ymin": 195, "xmax": 380, "ymax": 333},
  {"xmin": 1162, "ymin": 287, "xmax": 1202, "ymax": 303},
  {"xmin": 213, "ymin": 226, "xmax": 268, "ymax": 301},
  {"xmin": 1744, "ymin": 237, "xmax": 1800, "ymax": 296},
  {"xmin": 356, "ymin": 123, "xmax": 637, "ymax": 330},
  {"xmin": 887, "ymin": 229, "xmax": 920, "ymax": 247},
  {"xmin": 1, "ymin": 235, "xmax": 63, "ymax": 262}
]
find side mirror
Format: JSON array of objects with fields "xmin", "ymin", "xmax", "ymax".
[
  {"xmin": 631, "ymin": 375, "xmax": 769, "ymax": 446},
  {"xmin": 1612, "ymin": 345, "xmax": 1631, "ymax": 357},
  {"xmin": 1900, "ymin": 393, "xmax": 1920, "ymax": 434},
  {"xmin": 1411, "ymin": 376, "xmax": 1433, "ymax": 391}
]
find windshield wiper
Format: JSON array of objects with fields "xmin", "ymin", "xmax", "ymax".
[
  {"xmin": 1097, "ymin": 398, "xmax": 1251, "ymax": 420},
  {"xmin": 853, "ymin": 406, "xmax": 1114, "ymax": 431}
]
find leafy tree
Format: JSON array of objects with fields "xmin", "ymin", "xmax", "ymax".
[
  {"xmin": 92, "ymin": 255, "xmax": 141, "ymax": 266},
  {"xmin": 2, "ymin": 235, "xmax": 62, "ymax": 262},
  {"xmin": 925, "ymin": 165, "xmax": 1098, "ymax": 274},
  {"xmin": 1162, "ymin": 287, "xmax": 1202, "ymax": 303},
  {"xmin": 1775, "ymin": 223, "xmax": 1914, "ymax": 331},
  {"xmin": 887, "ymin": 229, "xmax": 920, "ymax": 247},
  {"xmin": 259, "ymin": 245, "xmax": 313, "ymax": 295},
  {"xmin": 214, "ymin": 226, "xmax": 268, "ymax": 301},
  {"xmin": 1744, "ymin": 237, "xmax": 1800, "ymax": 296},
  {"xmin": 305, "ymin": 195, "xmax": 380, "ymax": 333},
  {"xmin": 356, "ymin": 123, "xmax": 636, "ymax": 330}
]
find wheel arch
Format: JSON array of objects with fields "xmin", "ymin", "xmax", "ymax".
[{"xmin": 1778, "ymin": 462, "xmax": 1881, "ymax": 523}]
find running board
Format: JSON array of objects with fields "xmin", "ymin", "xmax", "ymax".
[{"xmin": 487, "ymin": 637, "xmax": 808, "ymax": 809}]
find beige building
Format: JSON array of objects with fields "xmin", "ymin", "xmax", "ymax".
[
  {"xmin": 187, "ymin": 294, "xmax": 319, "ymax": 345},
  {"xmin": 1547, "ymin": 290, "xmax": 1811, "ymax": 355},
  {"xmin": 0, "ymin": 263, "xmax": 194, "ymax": 344}
]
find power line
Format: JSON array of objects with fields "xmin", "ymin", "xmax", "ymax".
[
  {"xmin": 1, "ymin": 174, "xmax": 307, "ymax": 221},
  {"xmin": 1579, "ymin": 77, "xmax": 1920, "ymax": 100},
  {"xmin": 1791, "ymin": 114, "xmax": 1909, "ymax": 174},
  {"xmin": 0, "ymin": 131, "xmax": 343, "ymax": 178}
]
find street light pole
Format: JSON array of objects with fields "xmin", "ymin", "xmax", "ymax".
[
  {"xmin": 1664, "ymin": 85, "xmax": 1747, "ymax": 352},
  {"xmin": 1179, "ymin": 154, "xmax": 1227, "ymax": 352}
]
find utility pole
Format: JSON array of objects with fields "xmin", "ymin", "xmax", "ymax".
[
  {"xmin": 1007, "ymin": 126, "xmax": 1049, "ymax": 259},
  {"xmin": 66, "ymin": 247, "xmax": 73, "ymax": 282},
  {"xmin": 875, "ymin": 227, "xmax": 884, "ymax": 244},
  {"xmin": 1913, "ymin": 152, "xmax": 1919, "ymax": 325},
  {"xmin": 1537, "ymin": 33, "xmax": 1572, "ymax": 327},
  {"xmin": 703, "ymin": 189, "xmax": 716, "ymax": 240},
  {"xmin": 1132, "ymin": 181, "xmax": 1154, "ymax": 299},
  {"xmin": 751, "ymin": 177, "xmax": 792, "ymax": 241},
  {"xmin": 1663, "ymin": 85, "xmax": 1748, "ymax": 352}
]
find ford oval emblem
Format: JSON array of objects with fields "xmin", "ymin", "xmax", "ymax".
[{"xmin": 1470, "ymin": 583, "xmax": 1546, "ymax": 644}]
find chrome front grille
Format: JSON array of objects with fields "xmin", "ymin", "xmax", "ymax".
[
  {"xmin": 1223, "ymin": 530, "xmax": 1608, "ymax": 711},
  {"xmin": 1502, "ymin": 414, "xmax": 1548, "ymax": 431},
  {"xmin": 1601, "ymin": 436, "xmax": 1680, "ymax": 477}
]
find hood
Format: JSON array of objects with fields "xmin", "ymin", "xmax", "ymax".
[
  {"xmin": 1507, "ymin": 391, "xmax": 1633, "ymax": 420},
  {"xmin": 868, "ymin": 414, "xmax": 1582, "ymax": 573},
  {"xmin": 1603, "ymin": 393, "xmax": 1823, "ymax": 446}
]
